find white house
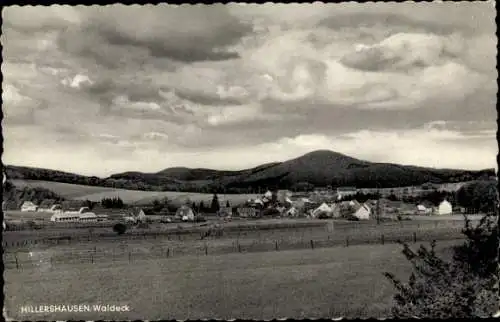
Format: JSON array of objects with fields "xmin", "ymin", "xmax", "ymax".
[
  {"xmin": 50, "ymin": 213, "xmax": 80, "ymax": 222},
  {"xmin": 21, "ymin": 201, "xmax": 38, "ymax": 212},
  {"xmin": 78, "ymin": 213, "xmax": 98, "ymax": 222},
  {"xmin": 176, "ymin": 205, "xmax": 195, "ymax": 222},
  {"xmin": 436, "ymin": 200, "xmax": 453, "ymax": 215},
  {"xmin": 311, "ymin": 203, "xmax": 333, "ymax": 218},
  {"xmin": 353, "ymin": 203, "xmax": 371, "ymax": 220},
  {"xmin": 264, "ymin": 190, "xmax": 273, "ymax": 199}
]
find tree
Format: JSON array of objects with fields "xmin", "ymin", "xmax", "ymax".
[
  {"xmin": 210, "ymin": 193, "xmax": 220, "ymax": 213},
  {"xmin": 226, "ymin": 200, "xmax": 230, "ymax": 208},
  {"xmin": 384, "ymin": 212, "xmax": 499, "ymax": 318},
  {"xmin": 113, "ymin": 223, "xmax": 127, "ymax": 235},
  {"xmin": 199, "ymin": 201, "xmax": 205, "ymax": 212},
  {"xmin": 456, "ymin": 180, "xmax": 497, "ymax": 214}
]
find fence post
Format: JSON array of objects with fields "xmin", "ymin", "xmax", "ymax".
[
  {"xmin": 167, "ymin": 248, "xmax": 170, "ymax": 258},
  {"xmin": 310, "ymin": 240, "xmax": 314, "ymax": 250},
  {"xmin": 345, "ymin": 236, "xmax": 349, "ymax": 247},
  {"xmin": 413, "ymin": 232, "xmax": 417, "ymax": 243},
  {"xmin": 15, "ymin": 254, "xmax": 19, "ymax": 269},
  {"xmin": 91, "ymin": 254, "xmax": 94, "ymax": 264},
  {"xmin": 205, "ymin": 243, "xmax": 208, "ymax": 256},
  {"xmin": 237, "ymin": 241, "xmax": 241, "ymax": 253},
  {"xmin": 128, "ymin": 252, "xmax": 131, "ymax": 262},
  {"xmin": 381, "ymin": 234, "xmax": 385, "ymax": 245},
  {"xmin": 275, "ymin": 240, "xmax": 279, "ymax": 251}
]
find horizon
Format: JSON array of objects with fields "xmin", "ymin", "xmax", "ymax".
[
  {"xmin": 4, "ymin": 148, "xmax": 497, "ymax": 179},
  {"xmin": 2, "ymin": 3, "xmax": 497, "ymax": 177}
]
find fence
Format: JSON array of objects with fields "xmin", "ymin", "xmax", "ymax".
[{"xmin": 3, "ymin": 225, "xmax": 465, "ymax": 270}]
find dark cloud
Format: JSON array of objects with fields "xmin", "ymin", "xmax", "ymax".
[
  {"xmin": 56, "ymin": 5, "xmax": 251, "ymax": 67},
  {"xmin": 174, "ymin": 88, "xmax": 245, "ymax": 106}
]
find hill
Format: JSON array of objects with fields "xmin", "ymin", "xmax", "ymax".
[{"xmin": 4, "ymin": 150, "xmax": 495, "ymax": 193}]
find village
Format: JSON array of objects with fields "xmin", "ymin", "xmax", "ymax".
[{"xmin": 5, "ymin": 181, "xmax": 462, "ymax": 230}]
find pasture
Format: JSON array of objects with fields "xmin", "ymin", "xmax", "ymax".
[
  {"xmin": 11, "ymin": 179, "xmax": 258, "ymax": 206},
  {"xmin": 4, "ymin": 240, "xmax": 461, "ymax": 320}
]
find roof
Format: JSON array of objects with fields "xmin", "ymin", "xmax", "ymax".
[
  {"xmin": 22, "ymin": 201, "xmax": 37, "ymax": 206},
  {"xmin": 79, "ymin": 213, "xmax": 97, "ymax": 219}
]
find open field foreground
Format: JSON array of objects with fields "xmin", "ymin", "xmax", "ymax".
[
  {"xmin": 4, "ymin": 240, "xmax": 461, "ymax": 320},
  {"xmin": 11, "ymin": 179, "xmax": 259, "ymax": 205}
]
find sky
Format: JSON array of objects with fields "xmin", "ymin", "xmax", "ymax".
[{"xmin": 2, "ymin": 2, "xmax": 497, "ymax": 177}]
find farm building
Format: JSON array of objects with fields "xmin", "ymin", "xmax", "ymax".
[
  {"xmin": 264, "ymin": 190, "xmax": 273, "ymax": 199},
  {"xmin": 79, "ymin": 213, "xmax": 98, "ymax": 222},
  {"xmin": 176, "ymin": 205, "xmax": 195, "ymax": 222},
  {"xmin": 436, "ymin": 200, "xmax": 453, "ymax": 215},
  {"xmin": 50, "ymin": 213, "xmax": 80, "ymax": 222},
  {"xmin": 21, "ymin": 201, "xmax": 38, "ymax": 212},
  {"xmin": 237, "ymin": 207, "xmax": 257, "ymax": 218},
  {"xmin": 311, "ymin": 203, "xmax": 333, "ymax": 218}
]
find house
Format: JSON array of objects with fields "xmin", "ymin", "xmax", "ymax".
[
  {"xmin": 353, "ymin": 203, "xmax": 371, "ymax": 220},
  {"xmin": 311, "ymin": 203, "xmax": 333, "ymax": 218},
  {"xmin": 21, "ymin": 201, "xmax": 38, "ymax": 212},
  {"xmin": 237, "ymin": 207, "xmax": 257, "ymax": 218},
  {"xmin": 436, "ymin": 200, "xmax": 453, "ymax": 215},
  {"xmin": 264, "ymin": 190, "xmax": 273, "ymax": 199},
  {"xmin": 50, "ymin": 213, "xmax": 80, "ymax": 222},
  {"xmin": 336, "ymin": 187, "xmax": 357, "ymax": 200},
  {"xmin": 416, "ymin": 204, "xmax": 432, "ymax": 215},
  {"xmin": 253, "ymin": 198, "xmax": 264, "ymax": 207},
  {"xmin": 176, "ymin": 205, "xmax": 195, "ymax": 222},
  {"xmin": 79, "ymin": 213, "xmax": 98, "ymax": 222},
  {"xmin": 130, "ymin": 208, "xmax": 147, "ymax": 223}
]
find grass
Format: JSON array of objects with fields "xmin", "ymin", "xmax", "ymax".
[
  {"xmin": 4, "ymin": 240, "xmax": 461, "ymax": 320},
  {"xmin": 11, "ymin": 179, "xmax": 258, "ymax": 206}
]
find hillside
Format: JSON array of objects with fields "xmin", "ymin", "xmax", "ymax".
[{"xmin": 4, "ymin": 150, "xmax": 495, "ymax": 193}]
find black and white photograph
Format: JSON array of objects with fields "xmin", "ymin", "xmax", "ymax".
[{"xmin": 2, "ymin": 2, "xmax": 498, "ymax": 320}]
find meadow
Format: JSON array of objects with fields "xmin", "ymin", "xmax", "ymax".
[
  {"xmin": 11, "ymin": 179, "xmax": 259, "ymax": 206},
  {"xmin": 4, "ymin": 240, "xmax": 462, "ymax": 320}
]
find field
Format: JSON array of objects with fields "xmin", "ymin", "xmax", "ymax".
[
  {"xmin": 3, "ymin": 214, "xmax": 480, "ymax": 320},
  {"xmin": 11, "ymin": 179, "xmax": 259, "ymax": 206},
  {"xmin": 4, "ymin": 240, "xmax": 461, "ymax": 320}
]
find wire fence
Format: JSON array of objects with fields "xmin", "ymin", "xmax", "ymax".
[{"xmin": 3, "ymin": 225, "xmax": 465, "ymax": 270}]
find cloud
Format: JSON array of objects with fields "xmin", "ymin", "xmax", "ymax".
[
  {"xmin": 55, "ymin": 5, "xmax": 251, "ymax": 67},
  {"xmin": 2, "ymin": 3, "xmax": 496, "ymax": 175}
]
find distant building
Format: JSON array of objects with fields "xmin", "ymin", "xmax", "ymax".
[
  {"xmin": 336, "ymin": 187, "xmax": 357, "ymax": 200},
  {"xmin": 129, "ymin": 208, "xmax": 147, "ymax": 223},
  {"xmin": 264, "ymin": 190, "xmax": 273, "ymax": 199},
  {"xmin": 353, "ymin": 203, "xmax": 371, "ymax": 220},
  {"xmin": 237, "ymin": 207, "xmax": 257, "ymax": 218},
  {"xmin": 50, "ymin": 213, "xmax": 80, "ymax": 222},
  {"xmin": 311, "ymin": 203, "xmax": 333, "ymax": 218},
  {"xmin": 285, "ymin": 206, "xmax": 299, "ymax": 217},
  {"xmin": 436, "ymin": 200, "xmax": 453, "ymax": 215},
  {"xmin": 416, "ymin": 204, "xmax": 432, "ymax": 215},
  {"xmin": 21, "ymin": 201, "xmax": 38, "ymax": 212},
  {"xmin": 218, "ymin": 207, "xmax": 233, "ymax": 217},
  {"xmin": 176, "ymin": 205, "xmax": 195, "ymax": 222}
]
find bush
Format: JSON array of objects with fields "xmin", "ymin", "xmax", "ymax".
[
  {"xmin": 113, "ymin": 223, "xmax": 127, "ymax": 235},
  {"xmin": 384, "ymin": 213, "xmax": 499, "ymax": 318}
]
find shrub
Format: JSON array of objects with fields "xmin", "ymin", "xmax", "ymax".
[
  {"xmin": 113, "ymin": 223, "xmax": 127, "ymax": 235},
  {"xmin": 384, "ymin": 213, "xmax": 499, "ymax": 318}
]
